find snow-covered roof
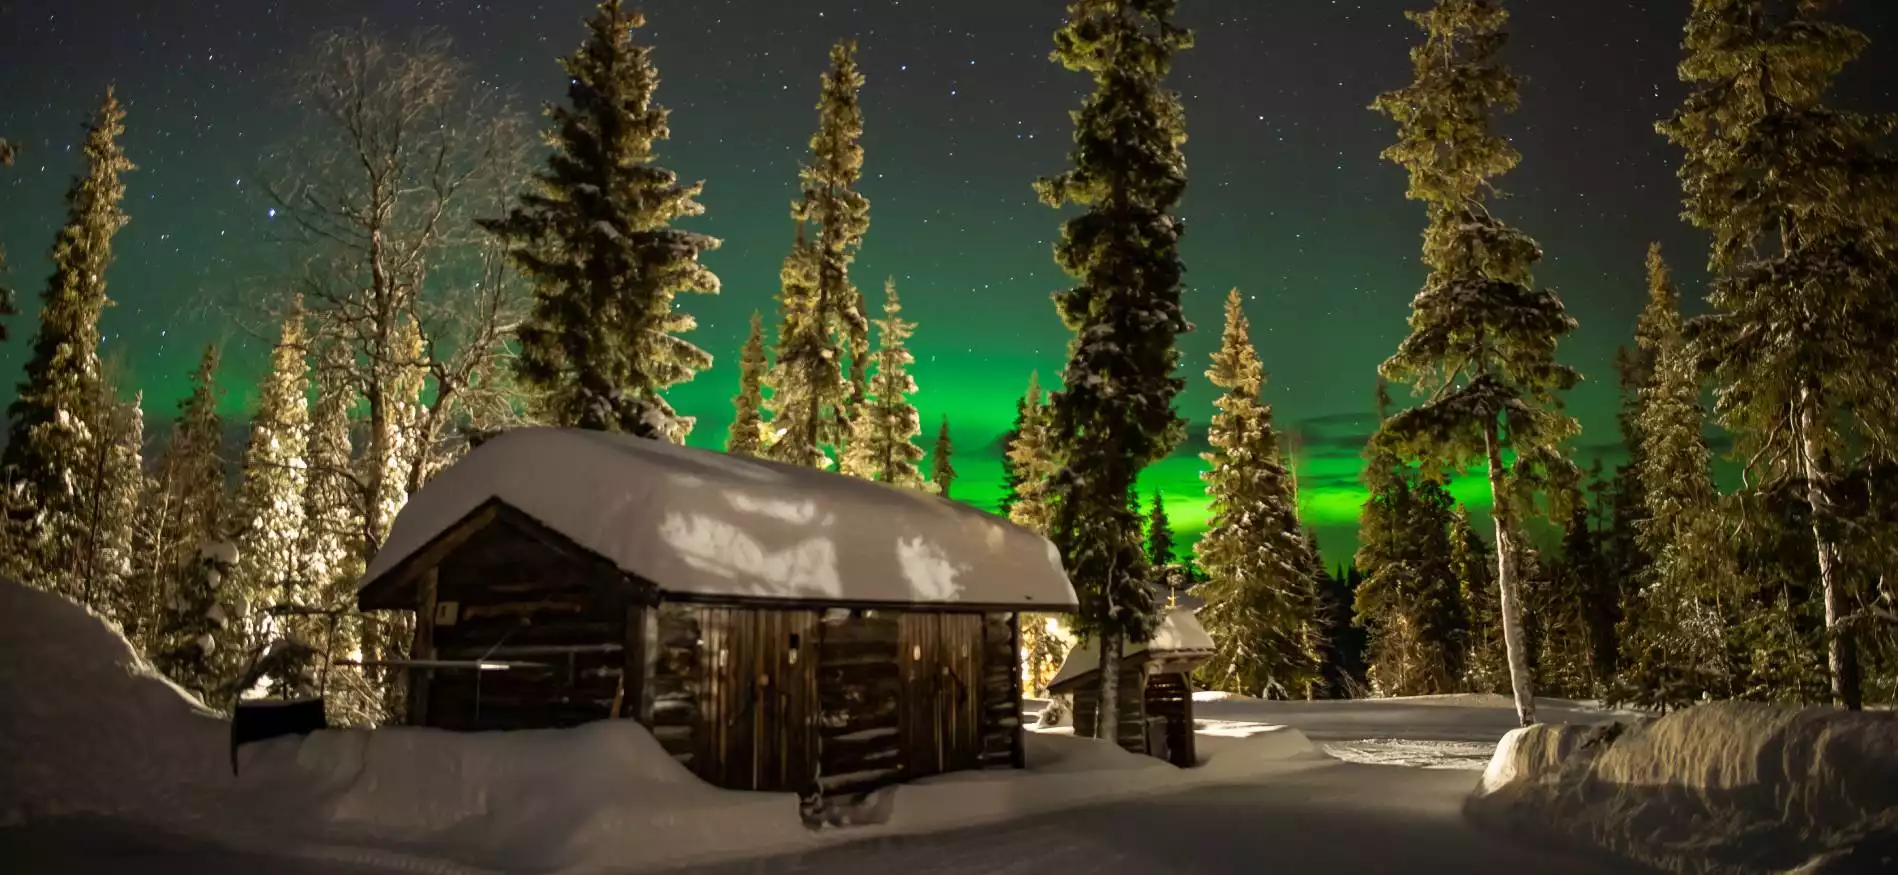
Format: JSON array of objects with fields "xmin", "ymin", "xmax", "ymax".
[
  {"xmin": 359, "ymin": 428, "xmax": 1078, "ymax": 610},
  {"xmin": 1047, "ymin": 608, "xmax": 1216, "ymax": 690}
]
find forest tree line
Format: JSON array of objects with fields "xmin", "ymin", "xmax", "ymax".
[{"xmin": 0, "ymin": 0, "xmax": 1893, "ymax": 732}]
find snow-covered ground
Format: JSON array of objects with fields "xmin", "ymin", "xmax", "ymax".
[
  {"xmin": 0, "ymin": 579, "xmax": 1321, "ymax": 875},
  {"xmin": 1471, "ymin": 704, "xmax": 1898, "ymax": 875}
]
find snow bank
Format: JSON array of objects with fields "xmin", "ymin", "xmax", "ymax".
[
  {"xmin": 233, "ymin": 721, "xmax": 816, "ymax": 875},
  {"xmin": 0, "ymin": 577, "xmax": 1319, "ymax": 874},
  {"xmin": 0, "ymin": 579, "xmax": 233, "ymax": 825},
  {"xmin": 1467, "ymin": 702, "xmax": 1898, "ymax": 875}
]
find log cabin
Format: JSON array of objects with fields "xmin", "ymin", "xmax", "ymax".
[
  {"xmin": 1045, "ymin": 608, "xmax": 1215, "ymax": 768},
  {"xmin": 355, "ymin": 428, "xmax": 1078, "ymax": 797}
]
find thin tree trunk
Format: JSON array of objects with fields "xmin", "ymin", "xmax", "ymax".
[
  {"xmin": 1798, "ymin": 392, "xmax": 1861, "ymax": 710},
  {"xmin": 1096, "ymin": 626, "xmax": 1122, "ymax": 746},
  {"xmin": 1484, "ymin": 418, "xmax": 1537, "ymax": 726}
]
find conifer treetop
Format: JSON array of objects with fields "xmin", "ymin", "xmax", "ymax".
[
  {"xmin": 726, "ymin": 311, "xmax": 768, "ymax": 457},
  {"xmin": 840, "ymin": 280, "xmax": 925, "ymax": 488},
  {"xmin": 1370, "ymin": 0, "xmax": 1579, "ymax": 494},
  {"xmin": 483, "ymin": 0, "xmax": 720, "ymax": 442},
  {"xmin": 1036, "ymin": 0, "xmax": 1194, "ymax": 647},
  {"xmin": 3, "ymin": 89, "xmax": 134, "ymax": 567},
  {"xmin": 930, "ymin": 415, "xmax": 955, "ymax": 498}
]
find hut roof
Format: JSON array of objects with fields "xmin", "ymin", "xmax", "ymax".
[
  {"xmin": 358, "ymin": 428, "xmax": 1079, "ymax": 611},
  {"xmin": 1046, "ymin": 608, "xmax": 1215, "ymax": 691}
]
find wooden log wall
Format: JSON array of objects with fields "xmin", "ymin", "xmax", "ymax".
[
  {"xmin": 815, "ymin": 611, "xmax": 903, "ymax": 794},
  {"xmin": 1068, "ymin": 663, "xmax": 1152, "ymax": 756},
  {"xmin": 976, "ymin": 612, "xmax": 1023, "ymax": 769},
  {"xmin": 1144, "ymin": 671, "xmax": 1196, "ymax": 768},
  {"xmin": 645, "ymin": 603, "xmax": 702, "ymax": 766},
  {"xmin": 423, "ymin": 526, "xmax": 634, "ymax": 732}
]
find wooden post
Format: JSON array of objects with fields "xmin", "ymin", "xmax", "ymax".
[{"xmin": 407, "ymin": 567, "xmax": 439, "ymax": 726}]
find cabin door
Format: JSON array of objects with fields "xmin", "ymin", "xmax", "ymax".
[
  {"xmin": 695, "ymin": 607, "xmax": 819, "ymax": 793},
  {"xmin": 898, "ymin": 613, "xmax": 984, "ymax": 779}
]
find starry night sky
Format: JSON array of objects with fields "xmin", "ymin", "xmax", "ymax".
[{"xmin": 2, "ymin": 1, "xmax": 1895, "ymax": 564}]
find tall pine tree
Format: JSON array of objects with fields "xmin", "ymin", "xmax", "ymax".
[
  {"xmin": 482, "ymin": 0, "xmax": 721, "ymax": 442},
  {"xmin": 1006, "ymin": 374, "xmax": 1058, "ymax": 536},
  {"xmin": 1450, "ymin": 504, "xmax": 1505, "ymax": 692},
  {"xmin": 233, "ymin": 307, "xmax": 312, "ymax": 641},
  {"xmin": 766, "ymin": 42, "xmax": 871, "ymax": 469},
  {"xmin": 1146, "ymin": 491, "xmax": 1175, "ymax": 570},
  {"xmin": 1620, "ymin": 246, "xmax": 1737, "ymax": 707},
  {"xmin": 1660, "ymin": 0, "xmax": 1895, "ymax": 710},
  {"xmin": 2, "ymin": 90, "xmax": 134, "ymax": 594},
  {"xmin": 841, "ymin": 280, "xmax": 925, "ymax": 488},
  {"xmin": 930, "ymin": 417, "xmax": 956, "ymax": 499},
  {"xmin": 1370, "ymin": 0, "xmax": 1580, "ymax": 725},
  {"xmin": 1036, "ymin": 0, "xmax": 1193, "ymax": 745},
  {"xmin": 1194, "ymin": 290, "xmax": 1323, "ymax": 699},
  {"xmin": 726, "ymin": 312, "xmax": 768, "ymax": 457}
]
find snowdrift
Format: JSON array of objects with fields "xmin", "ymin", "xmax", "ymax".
[
  {"xmin": 1467, "ymin": 702, "xmax": 1898, "ymax": 875},
  {"xmin": 0, "ymin": 579, "xmax": 233, "ymax": 825},
  {"xmin": 2, "ymin": 577, "xmax": 1321, "ymax": 874}
]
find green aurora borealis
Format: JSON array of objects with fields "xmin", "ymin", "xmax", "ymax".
[{"xmin": 3, "ymin": 1, "xmax": 1895, "ymax": 568}]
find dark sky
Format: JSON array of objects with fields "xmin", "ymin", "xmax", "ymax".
[{"xmin": 2, "ymin": 0, "xmax": 1895, "ymax": 563}]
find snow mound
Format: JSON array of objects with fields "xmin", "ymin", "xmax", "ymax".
[
  {"xmin": 1468, "ymin": 702, "xmax": 1898, "ymax": 875},
  {"xmin": 1326, "ymin": 739, "xmax": 1497, "ymax": 771},
  {"xmin": 235, "ymin": 721, "xmax": 813, "ymax": 874},
  {"xmin": 0, "ymin": 578, "xmax": 231, "ymax": 826}
]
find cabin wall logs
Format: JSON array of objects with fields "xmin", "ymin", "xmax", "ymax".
[
  {"xmin": 1070, "ymin": 666, "xmax": 1152, "ymax": 755},
  {"xmin": 421, "ymin": 524, "xmax": 634, "ymax": 732},
  {"xmin": 645, "ymin": 605, "xmax": 1023, "ymax": 794}
]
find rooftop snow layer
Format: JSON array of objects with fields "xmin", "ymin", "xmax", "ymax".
[
  {"xmin": 360, "ymin": 428, "xmax": 1078, "ymax": 609},
  {"xmin": 1047, "ymin": 607, "xmax": 1215, "ymax": 689}
]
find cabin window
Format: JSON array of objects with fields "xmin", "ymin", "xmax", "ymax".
[
  {"xmin": 717, "ymin": 648, "xmax": 728, "ymax": 669},
  {"xmin": 912, "ymin": 644, "xmax": 922, "ymax": 661},
  {"xmin": 434, "ymin": 601, "xmax": 459, "ymax": 626},
  {"xmin": 787, "ymin": 633, "xmax": 801, "ymax": 665}
]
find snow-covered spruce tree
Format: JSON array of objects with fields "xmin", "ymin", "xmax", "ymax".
[
  {"xmin": 1007, "ymin": 375, "xmax": 1059, "ymax": 536},
  {"xmin": 298, "ymin": 337, "xmax": 360, "ymax": 598},
  {"xmin": 1004, "ymin": 375, "xmax": 1066, "ymax": 693},
  {"xmin": 150, "ymin": 345, "xmax": 231, "ymax": 597},
  {"xmin": 1146, "ymin": 491, "xmax": 1175, "ymax": 571},
  {"xmin": 997, "ymin": 390, "xmax": 1033, "ymax": 518},
  {"xmin": 1036, "ymin": 0, "xmax": 1193, "ymax": 745},
  {"xmin": 1193, "ymin": 290, "xmax": 1323, "ymax": 699},
  {"xmin": 1, "ymin": 90, "xmax": 133, "ymax": 596},
  {"xmin": 153, "ymin": 540, "xmax": 245, "ymax": 708},
  {"xmin": 841, "ymin": 280, "xmax": 926, "ymax": 488},
  {"xmin": 1370, "ymin": 0, "xmax": 1580, "ymax": 725},
  {"xmin": 726, "ymin": 312, "xmax": 769, "ymax": 457},
  {"xmin": 1353, "ymin": 456, "xmax": 1465, "ymax": 695},
  {"xmin": 1538, "ymin": 502, "xmax": 1606, "ymax": 697},
  {"xmin": 1450, "ymin": 503, "xmax": 1506, "ymax": 693},
  {"xmin": 76, "ymin": 387, "xmax": 146, "ymax": 628},
  {"xmin": 929, "ymin": 417, "xmax": 956, "ymax": 499},
  {"xmin": 482, "ymin": 0, "xmax": 718, "ymax": 442},
  {"xmin": 1660, "ymin": 0, "xmax": 1896, "ymax": 710},
  {"xmin": 233, "ymin": 306, "xmax": 311, "ymax": 659},
  {"xmin": 766, "ymin": 42, "xmax": 872, "ymax": 470},
  {"xmin": 1618, "ymin": 246, "xmax": 1738, "ymax": 708}
]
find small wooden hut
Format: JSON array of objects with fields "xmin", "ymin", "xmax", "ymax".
[
  {"xmin": 1045, "ymin": 609, "xmax": 1214, "ymax": 768},
  {"xmin": 355, "ymin": 428, "xmax": 1078, "ymax": 796}
]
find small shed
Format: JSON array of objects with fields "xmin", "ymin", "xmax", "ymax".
[
  {"xmin": 355, "ymin": 428, "xmax": 1078, "ymax": 796},
  {"xmin": 1046, "ymin": 609, "xmax": 1214, "ymax": 768}
]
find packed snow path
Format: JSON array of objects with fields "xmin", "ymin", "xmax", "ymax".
[
  {"xmin": 662, "ymin": 759, "xmax": 1644, "ymax": 875},
  {"xmin": 0, "ymin": 761, "xmax": 1645, "ymax": 875}
]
